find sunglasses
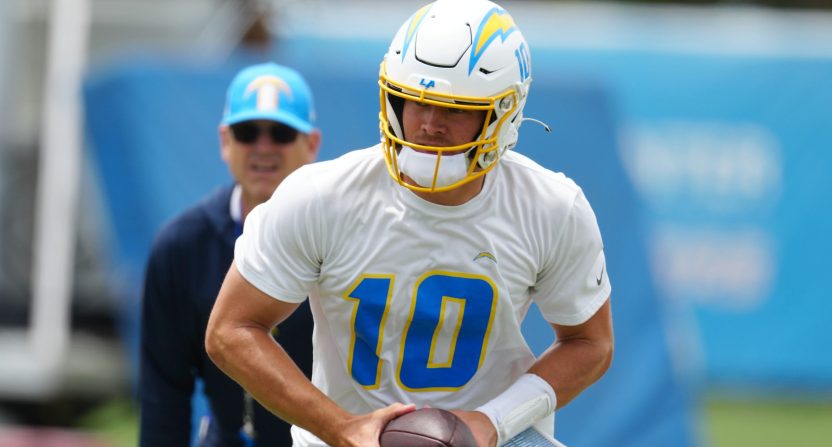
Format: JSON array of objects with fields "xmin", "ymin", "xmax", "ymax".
[{"xmin": 230, "ymin": 121, "xmax": 300, "ymax": 145}]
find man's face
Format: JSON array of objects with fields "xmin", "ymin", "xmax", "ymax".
[
  {"xmin": 220, "ymin": 119, "xmax": 319, "ymax": 206},
  {"xmin": 401, "ymin": 100, "xmax": 486, "ymax": 153}
]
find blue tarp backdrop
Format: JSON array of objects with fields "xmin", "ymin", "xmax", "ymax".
[
  {"xmin": 540, "ymin": 49, "xmax": 832, "ymax": 393},
  {"xmin": 84, "ymin": 38, "xmax": 696, "ymax": 446}
]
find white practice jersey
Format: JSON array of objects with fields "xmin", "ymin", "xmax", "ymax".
[{"xmin": 235, "ymin": 146, "xmax": 611, "ymax": 446}]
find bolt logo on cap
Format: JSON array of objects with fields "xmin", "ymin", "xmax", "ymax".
[{"xmin": 244, "ymin": 75, "xmax": 293, "ymax": 114}]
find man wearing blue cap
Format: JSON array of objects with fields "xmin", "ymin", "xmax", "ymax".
[{"xmin": 140, "ymin": 62, "xmax": 320, "ymax": 447}]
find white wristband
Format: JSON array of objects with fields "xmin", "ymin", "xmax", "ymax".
[{"xmin": 475, "ymin": 373, "xmax": 557, "ymax": 446}]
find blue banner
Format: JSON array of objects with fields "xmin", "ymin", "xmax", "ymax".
[{"xmin": 536, "ymin": 49, "xmax": 832, "ymax": 392}]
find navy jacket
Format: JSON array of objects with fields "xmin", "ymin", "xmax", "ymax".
[{"xmin": 140, "ymin": 184, "xmax": 313, "ymax": 446}]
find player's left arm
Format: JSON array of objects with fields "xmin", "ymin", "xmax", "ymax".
[
  {"xmin": 527, "ymin": 189, "xmax": 614, "ymax": 408},
  {"xmin": 455, "ymin": 297, "xmax": 613, "ymax": 447},
  {"xmin": 530, "ymin": 296, "xmax": 614, "ymax": 408}
]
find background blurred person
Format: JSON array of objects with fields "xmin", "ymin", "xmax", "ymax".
[{"xmin": 140, "ymin": 62, "xmax": 320, "ymax": 446}]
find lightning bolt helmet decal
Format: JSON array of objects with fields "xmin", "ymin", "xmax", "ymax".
[
  {"xmin": 401, "ymin": 4, "xmax": 434, "ymax": 62},
  {"xmin": 469, "ymin": 7, "xmax": 517, "ymax": 75}
]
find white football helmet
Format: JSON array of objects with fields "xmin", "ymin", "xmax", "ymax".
[{"xmin": 380, "ymin": 0, "xmax": 532, "ymax": 192}]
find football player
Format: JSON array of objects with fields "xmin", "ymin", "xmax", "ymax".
[{"xmin": 206, "ymin": 1, "xmax": 613, "ymax": 446}]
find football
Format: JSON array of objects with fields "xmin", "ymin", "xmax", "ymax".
[{"xmin": 379, "ymin": 408, "xmax": 477, "ymax": 447}]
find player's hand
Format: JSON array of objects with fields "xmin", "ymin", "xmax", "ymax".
[
  {"xmin": 451, "ymin": 410, "xmax": 497, "ymax": 447},
  {"xmin": 330, "ymin": 403, "xmax": 416, "ymax": 447}
]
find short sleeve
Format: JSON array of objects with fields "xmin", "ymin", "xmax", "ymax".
[
  {"xmin": 534, "ymin": 190, "xmax": 611, "ymax": 326},
  {"xmin": 234, "ymin": 168, "xmax": 324, "ymax": 303}
]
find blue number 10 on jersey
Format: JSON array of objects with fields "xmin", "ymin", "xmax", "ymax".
[{"xmin": 344, "ymin": 271, "xmax": 498, "ymax": 391}]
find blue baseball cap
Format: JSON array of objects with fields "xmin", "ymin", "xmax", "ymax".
[{"xmin": 222, "ymin": 62, "xmax": 315, "ymax": 133}]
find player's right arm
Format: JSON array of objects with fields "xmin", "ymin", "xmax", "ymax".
[{"xmin": 206, "ymin": 263, "xmax": 414, "ymax": 447}]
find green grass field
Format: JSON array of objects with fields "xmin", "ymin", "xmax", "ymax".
[
  {"xmin": 77, "ymin": 399, "xmax": 137, "ymax": 447},
  {"xmin": 77, "ymin": 396, "xmax": 832, "ymax": 447},
  {"xmin": 704, "ymin": 398, "xmax": 832, "ymax": 447}
]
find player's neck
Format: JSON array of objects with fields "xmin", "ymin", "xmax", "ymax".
[{"xmin": 404, "ymin": 175, "xmax": 485, "ymax": 206}]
